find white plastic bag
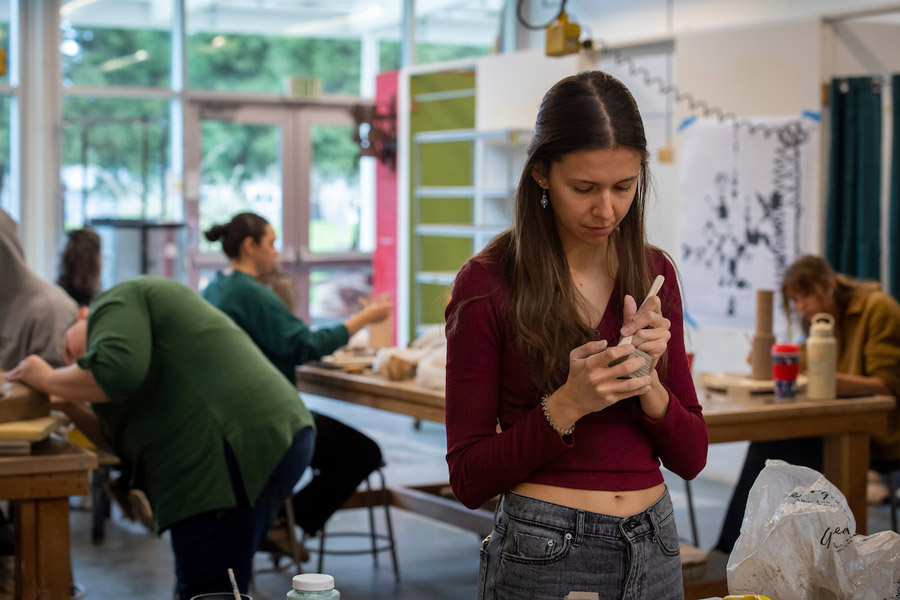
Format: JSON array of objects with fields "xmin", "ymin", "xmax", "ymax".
[
  {"xmin": 727, "ymin": 459, "xmax": 900, "ymax": 599},
  {"xmin": 414, "ymin": 346, "xmax": 446, "ymax": 391}
]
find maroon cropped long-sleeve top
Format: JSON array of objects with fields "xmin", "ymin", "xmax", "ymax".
[{"xmin": 444, "ymin": 247, "xmax": 708, "ymax": 510}]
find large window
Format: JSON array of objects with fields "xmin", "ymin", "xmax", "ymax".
[
  {"xmin": 380, "ymin": 41, "xmax": 492, "ymax": 72},
  {"xmin": 198, "ymin": 119, "xmax": 283, "ymax": 252},
  {"xmin": 60, "ymin": 0, "xmax": 171, "ymax": 88},
  {"xmin": 188, "ymin": 33, "xmax": 361, "ymax": 95},
  {"xmin": 59, "ymin": 1, "xmax": 176, "ymax": 230},
  {"xmin": 310, "ymin": 123, "xmax": 363, "ymax": 253},
  {"xmin": 61, "ymin": 97, "xmax": 172, "ymax": 228}
]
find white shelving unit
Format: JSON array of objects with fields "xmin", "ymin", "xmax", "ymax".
[{"xmin": 410, "ymin": 128, "xmax": 531, "ymax": 335}]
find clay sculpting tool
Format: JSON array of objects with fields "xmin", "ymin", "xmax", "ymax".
[{"xmin": 609, "ymin": 274, "xmax": 665, "ymax": 379}]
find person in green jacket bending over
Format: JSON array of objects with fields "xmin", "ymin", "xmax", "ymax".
[
  {"xmin": 8, "ymin": 276, "xmax": 315, "ymax": 599},
  {"xmin": 202, "ymin": 212, "xmax": 392, "ymax": 549}
]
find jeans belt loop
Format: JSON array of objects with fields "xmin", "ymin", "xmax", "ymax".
[
  {"xmin": 648, "ymin": 504, "xmax": 661, "ymax": 542},
  {"xmin": 574, "ymin": 510, "xmax": 585, "ymax": 546}
]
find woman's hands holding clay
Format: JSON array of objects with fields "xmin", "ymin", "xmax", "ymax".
[
  {"xmin": 620, "ymin": 295, "xmax": 671, "ymax": 371},
  {"xmin": 543, "ymin": 340, "xmax": 654, "ymax": 434}
]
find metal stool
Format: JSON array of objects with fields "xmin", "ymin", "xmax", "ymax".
[
  {"xmin": 313, "ymin": 466, "xmax": 399, "ymax": 582},
  {"xmin": 684, "ymin": 479, "xmax": 700, "ymax": 547}
]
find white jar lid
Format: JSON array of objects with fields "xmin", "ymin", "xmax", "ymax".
[{"xmin": 292, "ymin": 573, "xmax": 334, "ymax": 591}]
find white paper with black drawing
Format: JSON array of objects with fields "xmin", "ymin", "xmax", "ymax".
[{"xmin": 679, "ymin": 116, "xmax": 819, "ymax": 329}]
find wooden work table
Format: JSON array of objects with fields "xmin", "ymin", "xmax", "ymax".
[
  {"xmin": 700, "ymin": 389, "xmax": 896, "ymax": 533},
  {"xmin": 296, "ymin": 364, "xmax": 896, "ymax": 534},
  {"xmin": 0, "ymin": 437, "xmax": 98, "ymax": 600}
]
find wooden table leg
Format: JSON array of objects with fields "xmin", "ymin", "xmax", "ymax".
[
  {"xmin": 14, "ymin": 500, "xmax": 36, "ymax": 600},
  {"xmin": 823, "ymin": 433, "xmax": 869, "ymax": 533},
  {"xmin": 14, "ymin": 498, "xmax": 73, "ymax": 600}
]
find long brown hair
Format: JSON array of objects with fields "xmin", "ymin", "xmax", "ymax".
[
  {"xmin": 57, "ymin": 227, "xmax": 102, "ymax": 306},
  {"xmin": 781, "ymin": 254, "xmax": 862, "ymax": 347},
  {"xmin": 451, "ymin": 71, "xmax": 654, "ymax": 394}
]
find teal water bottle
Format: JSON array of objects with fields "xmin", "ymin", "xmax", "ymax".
[{"xmin": 286, "ymin": 574, "xmax": 340, "ymax": 599}]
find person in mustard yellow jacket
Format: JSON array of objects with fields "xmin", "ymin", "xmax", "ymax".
[{"xmin": 716, "ymin": 254, "xmax": 900, "ymax": 553}]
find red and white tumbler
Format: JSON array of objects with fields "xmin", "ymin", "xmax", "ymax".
[{"xmin": 771, "ymin": 343, "xmax": 801, "ymax": 402}]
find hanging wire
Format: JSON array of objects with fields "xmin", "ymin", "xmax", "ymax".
[
  {"xmin": 511, "ymin": 0, "xmax": 816, "ymax": 137},
  {"xmin": 516, "ymin": 0, "xmax": 567, "ymax": 31},
  {"xmin": 590, "ymin": 35, "xmax": 817, "ymax": 139}
]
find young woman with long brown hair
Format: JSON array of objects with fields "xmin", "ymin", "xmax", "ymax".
[{"xmin": 445, "ymin": 71, "xmax": 707, "ymax": 599}]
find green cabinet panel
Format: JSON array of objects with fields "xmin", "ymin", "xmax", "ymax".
[
  {"xmin": 419, "ymin": 237, "xmax": 472, "ymax": 273},
  {"xmin": 420, "ymin": 283, "xmax": 453, "ymax": 328},
  {"xmin": 420, "ymin": 197, "xmax": 472, "ymax": 224},
  {"xmin": 409, "ymin": 69, "xmax": 477, "ymax": 335},
  {"xmin": 419, "ymin": 142, "xmax": 472, "ymax": 187}
]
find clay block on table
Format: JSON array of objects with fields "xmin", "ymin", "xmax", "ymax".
[{"xmin": 0, "ymin": 375, "xmax": 51, "ymax": 424}]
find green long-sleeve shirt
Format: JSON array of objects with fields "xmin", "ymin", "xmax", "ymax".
[
  {"xmin": 201, "ymin": 271, "xmax": 349, "ymax": 382},
  {"xmin": 77, "ymin": 276, "xmax": 314, "ymax": 532}
]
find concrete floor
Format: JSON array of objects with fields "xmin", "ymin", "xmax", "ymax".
[{"xmin": 6, "ymin": 392, "xmax": 898, "ymax": 599}]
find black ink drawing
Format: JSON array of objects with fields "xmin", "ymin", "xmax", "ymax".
[{"xmin": 682, "ymin": 121, "xmax": 811, "ymax": 318}]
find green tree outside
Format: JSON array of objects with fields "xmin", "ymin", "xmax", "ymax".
[{"xmin": 58, "ymin": 23, "xmax": 491, "ymax": 230}]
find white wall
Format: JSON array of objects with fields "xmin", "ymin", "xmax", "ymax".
[
  {"xmin": 521, "ymin": 0, "xmax": 900, "ymax": 49},
  {"xmin": 475, "ymin": 49, "xmax": 588, "ymax": 131}
]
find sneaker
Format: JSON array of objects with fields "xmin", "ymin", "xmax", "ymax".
[
  {"xmin": 259, "ymin": 526, "xmax": 309, "ymax": 563},
  {"xmin": 102, "ymin": 476, "xmax": 134, "ymax": 521},
  {"xmin": 127, "ymin": 489, "xmax": 154, "ymax": 530},
  {"xmin": 868, "ymin": 478, "xmax": 890, "ymax": 505}
]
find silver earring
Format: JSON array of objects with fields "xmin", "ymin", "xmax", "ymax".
[{"xmin": 540, "ymin": 188, "xmax": 548, "ymax": 209}]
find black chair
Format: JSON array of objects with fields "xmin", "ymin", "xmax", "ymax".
[{"xmin": 312, "ymin": 465, "xmax": 399, "ymax": 582}]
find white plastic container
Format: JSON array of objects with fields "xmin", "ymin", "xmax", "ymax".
[
  {"xmin": 287, "ymin": 574, "xmax": 340, "ymax": 599},
  {"xmin": 806, "ymin": 313, "xmax": 837, "ymax": 400}
]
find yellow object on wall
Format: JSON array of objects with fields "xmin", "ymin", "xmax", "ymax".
[{"xmin": 545, "ymin": 12, "xmax": 580, "ymax": 57}]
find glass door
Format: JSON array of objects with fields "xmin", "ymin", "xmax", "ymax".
[
  {"xmin": 185, "ymin": 99, "xmax": 373, "ymax": 324},
  {"xmin": 293, "ymin": 106, "xmax": 374, "ymax": 327},
  {"xmin": 186, "ymin": 101, "xmax": 292, "ymax": 293}
]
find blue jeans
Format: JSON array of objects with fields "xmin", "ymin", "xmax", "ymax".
[
  {"xmin": 479, "ymin": 489, "xmax": 683, "ymax": 600},
  {"xmin": 169, "ymin": 427, "xmax": 315, "ymax": 599}
]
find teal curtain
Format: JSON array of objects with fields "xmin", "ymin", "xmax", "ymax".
[
  {"xmin": 825, "ymin": 77, "xmax": 882, "ymax": 279},
  {"xmin": 891, "ymin": 74, "xmax": 900, "ymax": 299}
]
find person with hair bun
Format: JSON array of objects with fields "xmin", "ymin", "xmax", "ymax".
[
  {"xmin": 445, "ymin": 71, "xmax": 706, "ymax": 598},
  {"xmin": 202, "ymin": 212, "xmax": 392, "ymax": 549}
]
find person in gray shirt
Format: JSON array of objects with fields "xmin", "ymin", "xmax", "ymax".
[{"xmin": 0, "ymin": 207, "xmax": 77, "ymax": 370}]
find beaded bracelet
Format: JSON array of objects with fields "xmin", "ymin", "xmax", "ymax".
[{"xmin": 541, "ymin": 394, "xmax": 575, "ymax": 437}]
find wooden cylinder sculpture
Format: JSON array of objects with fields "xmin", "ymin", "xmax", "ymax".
[{"xmin": 751, "ymin": 290, "xmax": 775, "ymax": 381}]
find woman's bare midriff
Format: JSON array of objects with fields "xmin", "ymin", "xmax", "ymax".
[{"xmin": 511, "ymin": 482, "xmax": 667, "ymax": 517}]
